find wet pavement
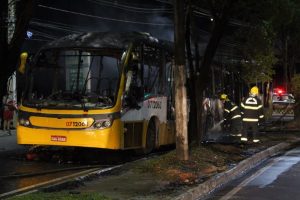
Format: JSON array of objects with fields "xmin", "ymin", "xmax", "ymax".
[
  {"xmin": 206, "ymin": 146, "xmax": 300, "ymax": 200},
  {"xmin": 0, "ymin": 128, "xmax": 154, "ymax": 196},
  {"xmin": 0, "ymin": 129, "xmax": 27, "ymax": 153},
  {"xmin": 0, "ymin": 129, "xmax": 89, "ymax": 195},
  {"xmin": 0, "ymin": 156, "xmax": 83, "ymax": 194}
]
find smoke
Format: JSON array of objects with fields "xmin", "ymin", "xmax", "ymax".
[
  {"xmin": 25, "ymin": 0, "xmax": 175, "ymax": 52},
  {"xmin": 87, "ymin": 1, "xmax": 174, "ymax": 41},
  {"xmin": 145, "ymin": 15, "xmax": 174, "ymax": 41}
]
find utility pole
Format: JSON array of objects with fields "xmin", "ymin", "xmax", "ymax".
[{"xmin": 174, "ymin": 0, "xmax": 189, "ymax": 160}]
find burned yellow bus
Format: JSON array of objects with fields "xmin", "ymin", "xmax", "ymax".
[{"xmin": 17, "ymin": 32, "xmax": 175, "ymax": 153}]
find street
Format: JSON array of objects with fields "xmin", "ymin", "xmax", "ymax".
[
  {"xmin": 206, "ymin": 146, "xmax": 300, "ymax": 200},
  {"xmin": 2, "ymin": 0, "xmax": 300, "ymax": 199}
]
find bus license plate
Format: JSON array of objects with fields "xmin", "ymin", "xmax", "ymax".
[{"xmin": 51, "ymin": 135, "xmax": 67, "ymax": 142}]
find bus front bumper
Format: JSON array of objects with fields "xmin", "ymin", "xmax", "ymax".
[{"xmin": 17, "ymin": 120, "xmax": 123, "ymax": 149}]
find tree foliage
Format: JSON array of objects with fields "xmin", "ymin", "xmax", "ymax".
[
  {"xmin": 241, "ymin": 53, "xmax": 276, "ymax": 85},
  {"xmin": 187, "ymin": 0, "xmax": 300, "ymax": 142},
  {"xmin": 290, "ymin": 74, "xmax": 300, "ymax": 117},
  {"xmin": 239, "ymin": 23, "xmax": 277, "ymax": 85},
  {"xmin": 268, "ymin": 0, "xmax": 300, "ymax": 88},
  {"xmin": 290, "ymin": 75, "xmax": 300, "ymax": 98}
]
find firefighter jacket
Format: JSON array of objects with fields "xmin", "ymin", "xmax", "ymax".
[
  {"xmin": 223, "ymin": 100, "xmax": 241, "ymax": 121},
  {"xmin": 241, "ymin": 95, "xmax": 264, "ymax": 123}
]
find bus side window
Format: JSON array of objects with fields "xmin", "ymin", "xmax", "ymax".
[
  {"xmin": 166, "ymin": 62, "xmax": 175, "ymax": 120},
  {"xmin": 142, "ymin": 45, "xmax": 160, "ymax": 96},
  {"xmin": 124, "ymin": 52, "xmax": 143, "ymax": 109}
]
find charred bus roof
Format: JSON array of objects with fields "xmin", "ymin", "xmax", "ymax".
[{"xmin": 41, "ymin": 32, "xmax": 173, "ymax": 52}]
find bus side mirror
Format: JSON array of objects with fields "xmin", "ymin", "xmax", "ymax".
[{"xmin": 18, "ymin": 52, "xmax": 28, "ymax": 74}]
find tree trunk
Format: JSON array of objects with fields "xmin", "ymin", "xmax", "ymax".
[
  {"xmin": 185, "ymin": 0, "xmax": 197, "ymax": 145},
  {"xmin": 174, "ymin": 0, "xmax": 189, "ymax": 160},
  {"xmin": 284, "ymin": 36, "xmax": 288, "ymax": 91},
  {"xmin": 195, "ymin": 78, "xmax": 204, "ymax": 144},
  {"xmin": 195, "ymin": 0, "xmax": 234, "ymax": 141},
  {"xmin": 194, "ymin": 43, "xmax": 203, "ymax": 145}
]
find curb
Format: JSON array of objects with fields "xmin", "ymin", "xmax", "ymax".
[{"xmin": 174, "ymin": 140, "xmax": 300, "ymax": 200}]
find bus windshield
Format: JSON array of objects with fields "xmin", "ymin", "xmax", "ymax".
[{"xmin": 23, "ymin": 49, "xmax": 122, "ymax": 109}]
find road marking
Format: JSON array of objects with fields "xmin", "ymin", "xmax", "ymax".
[{"xmin": 219, "ymin": 157, "xmax": 279, "ymax": 200}]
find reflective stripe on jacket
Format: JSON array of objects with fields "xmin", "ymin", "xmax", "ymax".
[
  {"xmin": 224, "ymin": 101, "xmax": 241, "ymax": 121},
  {"xmin": 241, "ymin": 95, "xmax": 264, "ymax": 122}
]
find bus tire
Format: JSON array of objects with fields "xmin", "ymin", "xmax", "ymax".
[
  {"xmin": 133, "ymin": 119, "xmax": 157, "ymax": 155},
  {"xmin": 144, "ymin": 119, "xmax": 156, "ymax": 154}
]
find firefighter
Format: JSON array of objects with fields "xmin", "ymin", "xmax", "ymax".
[
  {"xmin": 220, "ymin": 94, "xmax": 242, "ymax": 136},
  {"xmin": 240, "ymin": 86, "xmax": 264, "ymax": 143}
]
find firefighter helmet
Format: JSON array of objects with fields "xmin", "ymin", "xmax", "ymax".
[
  {"xmin": 250, "ymin": 86, "xmax": 259, "ymax": 96},
  {"xmin": 220, "ymin": 94, "xmax": 228, "ymax": 100}
]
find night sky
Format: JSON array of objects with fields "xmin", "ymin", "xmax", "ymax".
[
  {"xmin": 23, "ymin": 0, "xmax": 238, "ymax": 64},
  {"xmin": 23, "ymin": 0, "xmax": 177, "ymax": 52}
]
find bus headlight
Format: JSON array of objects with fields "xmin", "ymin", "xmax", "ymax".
[
  {"xmin": 103, "ymin": 120, "xmax": 111, "ymax": 128},
  {"xmin": 19, "ymin": 118, "xmax": 30, "ymax": 126},
  {"xmin": 94, "ymin": 122, "xmax": 102, "ymax": 129},
  {"xmin": 93, "ymin": 119, "xmax": 112, "ymax": 129}
]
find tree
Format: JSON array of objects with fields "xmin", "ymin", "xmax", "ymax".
[
  {"xmin": 185, "ymin": 0, "xmax": 236, "ymax": 144},
  {"xmin": 290, "ymin": 74, "xmax": 300, "ymax": 118},
  {"xmin": 185, "ymin": 0, "xmax": 283, "ymax": 143},
  {"xmin": 268, "ymin": 0, "xmax": 300, "ymax": 91},
  {"xmin": 240, "ymin": 54, "xmax": 276, "ymax": 86},
  {"xmin": 174, "ymin": 0, "xmax": 189, "ymax": 160},
  {"xmin": 0, "ymin": 0, "xmax": 36, "ymax": 108},
  {"xmin": 239, "ymin": 23, "xmax": 277, "ymax": 85}
]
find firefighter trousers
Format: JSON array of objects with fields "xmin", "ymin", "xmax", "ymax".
[{"xmin": 242, "ymin": 122, "xmax": 258, "ymax": 140}]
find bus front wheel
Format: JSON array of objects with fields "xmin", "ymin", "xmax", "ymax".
[
  {"xmin": 134, "ymin": 119, "xmax": 157, "ymax": 155},
  {"xmin": 144, "ymin": 119, "xmax": 156, "ymax": 154}
]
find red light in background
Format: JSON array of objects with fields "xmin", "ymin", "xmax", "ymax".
[{"xmin": 274, "ymin": 87, "xmax": 285, "ymax": 95}]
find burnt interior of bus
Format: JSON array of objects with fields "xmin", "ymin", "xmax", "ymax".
[
  {"xmin": 23, "ymin": 48, "xmax": 122, "ymax": 110},
  {"xmin": 123, "ymin": 43, "xmax": 174, "ymax": 120},
  {"xmin": 20, "ymin": 32, "xmax": 174, "ymax": 115}
]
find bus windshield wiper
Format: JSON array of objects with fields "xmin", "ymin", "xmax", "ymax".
[{"xmin": 81, "ymin": 55, "xmax": 95, "ymax": 96}]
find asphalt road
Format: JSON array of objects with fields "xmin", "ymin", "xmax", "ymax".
[
  {"xmin": 206, "ymin": 146, "xmax": 300, "ymax": 200},
  {"xmin": 0, "ymin": 130, "xmax": 80, "ymax": 195}
]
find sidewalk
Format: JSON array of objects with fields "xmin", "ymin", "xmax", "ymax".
[{"xmin": 0, "ymin": 129, "xmax": 27, "ymax": 153}]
